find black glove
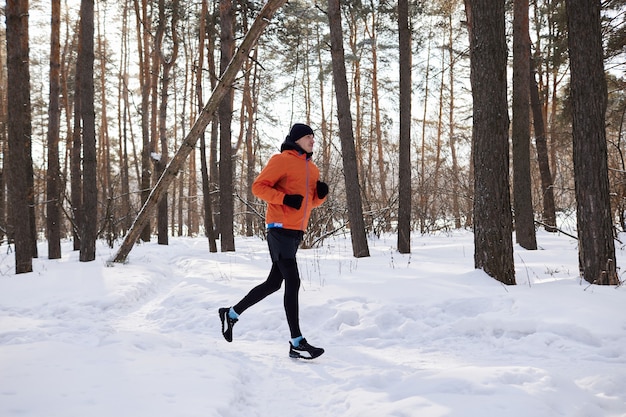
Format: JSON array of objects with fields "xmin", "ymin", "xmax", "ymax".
[
  {"xmin": 316, "ymin": 181, "xmax": 329, "ymax": 199},
  {"xmin": 283, "ymin": 194, "xmax": 304, "ymax": 209}
]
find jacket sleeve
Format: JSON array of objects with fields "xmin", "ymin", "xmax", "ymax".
[
  {"xmin": 312, "ymin": 194, "xmax": 326, "ymax": 208},
  {"xmin": 252, "ymin": 155, "xmax": 286, "ymax": 205}
]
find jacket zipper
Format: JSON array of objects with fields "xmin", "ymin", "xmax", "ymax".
[{"xmin": 301, "ymin": 156, "xmax": 310, "ymax": 231}]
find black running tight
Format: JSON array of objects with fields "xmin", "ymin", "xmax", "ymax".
[{"xmin": 232, "ymin": 258, "xmax": 302, "ymax": 338}]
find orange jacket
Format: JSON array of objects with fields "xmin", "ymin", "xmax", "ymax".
[{"xmin": 252, "ymin": 149, "xmax": 326, "ymax": 231}]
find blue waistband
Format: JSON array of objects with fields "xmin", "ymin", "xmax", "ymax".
[{"xmin": 267, "ymin": 222, "xmax": 284, "ymax": 229}]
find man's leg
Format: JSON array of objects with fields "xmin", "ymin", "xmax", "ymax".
[
  {"xmin": 277, "ymin": 258, "xmax": 302, "ymax": 339},
  {"xmin": 232, "ymin": 263, "xmax": 283, "ymax": 315}
]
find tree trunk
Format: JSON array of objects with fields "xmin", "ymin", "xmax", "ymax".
[
  {"xmin": 566, "ymin": 0, "xmax": 618, "ymax": 285},
  {"xmin": 448, "ymin": 13, "xmax": 461, "ymax": 230},
  {"xmin": 78, "ymin": 0, "xmax": 97, "ymax": 262},
  {"xmin": 346, "ymin": 10, "xmax": 364, "ymax": 198},
  {"xmin": 466, "ymin": 0, "xmax": 515, "ymax": 284},
  {"xmin": 530, "ymin": 56, "xmax": 557, "ymax": 232},
  {"xmin": 366, "ymin": 2, "xmax": 389, "ymax": 229},
  {"xmin": 134, "ymin": 0, "xmax": 152, "ymax": 243},
  {"xmin": 119, "ymin": 0, "xmax": 132, "ymax": 234},
  {"xmin": 328, "ymin": 0, "xmax": 370, "ymax": 258},
  {"xmin": 397, "ymin": 0, "xmax": 411, "ymax": 254},
  {"xmin": 96, "ymin": 8, "xmax": 111, "ymax": 214},
  {"xmin": 219, "ymin": 0, "xmax": 236, "ymax": 252},
  {"xmin": 208, "ymin": 1, "xmax": 220, "ymax": 236},
  {"xmin": 197, "ymin": 0, "xmax": 218, "ymax": 252},
  {"xmin": 314, "ymin": 24, "xmax": 331, "ymax": 181},
  {"xmin": 47, "ymin": 0, "xmax": 62, "ymax": 260},
  {"xmin": 200, "ymin": 130, "xmax": 217, "ymax": 250},
  {"xmin": 512, "ymin": 0, "xmax": 537, "ymax": 250},
  {"xmin": 0, "ymin": 28, "xmax": 7, "ymax": 245},
  {"xmin": 60, "ymin": 21, "xmax": 79, "ymax": 246},
  {"xmin": 6, "ymin": 0, "xmax": 34, "ymax": 273},
  {"xmin": 432, "ymin": 28, "xmax": 445, "ymax": 226},
  {"xmin": 156, "ymin": 0, "xmax": 180, "ymax": 245},
  {"xmin": 419, "ymin": 33, "xmax": 432, "ymax": 233},
  {"xmin": 244, "ymin": 49, "xmax": 259, "ymax": 237},
  {"xmin": 111, "ymin": 0, "xmax": 289, "ymax": 264},
  {"xmin": 71, "ymin": 44, "xmax": 83, "ymax": 251}
]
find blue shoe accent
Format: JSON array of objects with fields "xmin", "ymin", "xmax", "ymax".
[
  {"xmin": 291, "ymin": 336, "xmax": 303, "ymax": 347},
  {"xmin": 229, "ymin": 307, "xmax": 239, "ymax": 320}
]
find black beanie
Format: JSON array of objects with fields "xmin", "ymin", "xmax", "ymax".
[{"xmin": 286, "ymin": 123, "xmax": 314, "ymax": 143}]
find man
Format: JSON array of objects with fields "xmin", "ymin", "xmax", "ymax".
[{"xmin": 219, "ymin": 123, "xmax": 329, "ymax": 359}]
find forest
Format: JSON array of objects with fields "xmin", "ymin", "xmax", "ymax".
[{"xmin": 2, "ymin": 0, "xmax": 626, "ymax": 285}]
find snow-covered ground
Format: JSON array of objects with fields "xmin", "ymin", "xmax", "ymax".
[{"xmin": 0, "ymin": 229, "xmax": 625, "ymax": 417}]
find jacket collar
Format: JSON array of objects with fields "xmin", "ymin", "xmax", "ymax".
[{"xmin": 280, "ymin": 140, "xmax": 313, "ymax": 159}]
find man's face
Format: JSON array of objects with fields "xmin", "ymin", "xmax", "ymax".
[{"xmin": 295, "ymin": 134, "xmax": 315, "ymax": 153}]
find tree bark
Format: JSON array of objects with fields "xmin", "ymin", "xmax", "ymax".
[
  {"xmin": 119, "ymin": 0, "xmax": 132, "ymax": 235},
  {"xmin": 448, "ymin": 13, "xmax": 461, "ymax": 230},
  {"xmin": 0, "ymin": 25, "xmax": 7, "ymax": 245},
  {"xmin": 315, "ymin": 24, "xmax": 330, "ymax": 181},
  {"xmin": 512, "ymin": 0, "xmax": 537, "ymax": 249},
  {"xmin": 47, "ymin": 0, "xmax": 62, "ymax": 259},
  {"xmin": 328, "ymin": 0, "xmax": 370, "ymax": 258},
  {"xmin": 566, "ymin": 0, "xmax": 618, "ymax": 285},
  {"xmin": 6, "ymin": 0, "xmax": 34, "ymax": 273},
  {"xmin": 219, "ymin": 0, "xmax": 236, "ymax": 252},
  {"xmin": 208, "ymin": 0, "xmax": 220, "ymax": 237},
  {"xmin": 466, "ymin": 0, "xmax": 515, "ymax": 284},
  {"xmin": 197, "ymin": 0, "xmax": 218, "ymax": 252},
  {"xmin": 244, "ymin": 48, "xmax": 259, "ymax": 238},
  {"xmin": 530, "ymin": 56, "xmax": 557, "ymax": 232},
  {"xmin": 368, "ymin": 9, "xmax": 388, "ymax": 219},
  {"xmin": 419, "ymin": 33, "xmax": 432, "ymax": 233},
  {"xmin": 111, "ymin": 0, "xmax": 289, "ymax": 263},
  {"xmin": 78, "ymin": 0, "xmax": 97, "ymax": 262},
  {"xmin": 134, "ymin": 0, "xmax": 152, "ymax": 243},
  {"xmin": 71, "ymin": 38, "xmax": 83, "ymax": 252},
  {"xmin": 397, "ymin": 0, "xmax": 411, "ymax": 254},
  {"xmin": 156, "ymin": 0, "xmax": 180, "ymax": 245}
]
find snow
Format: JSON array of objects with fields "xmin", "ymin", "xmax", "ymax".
[{"xmin": 1, "ymin": 230, "xmax": 625, "ymax": 417}]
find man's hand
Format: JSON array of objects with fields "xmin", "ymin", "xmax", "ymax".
[
  {"xmin": 283, "ymin": 194, "xmax": 304, "ymax": 209},
  {"xmin": 316, "ymin": 181, "xmax": 329, "ymax": 199}
]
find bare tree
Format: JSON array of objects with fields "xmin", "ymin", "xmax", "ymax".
[
  {"xmin": 566, "ymin": 0, "xmax": 618, "ymax": 285},
  {"xmin": 530, "ymin": 56, "xmax": 557, "ymax": 232},
  {"xmin": 397, "ymin": 0, "xmax": 411, "ymax": 254},
  {"xmin": 465, "ymin": 0, "xmax": 515, "ymax": 284},
  {"xmin": 71, "ymin": 30, "xmax": 83, "ymax": 252},
  {"xmin": 365, "ymin": 2, "xmax": 388, "ymax": 214},
  {"xmin": 418, "ymin": 30, "xmax": 432, "ymax": 233},
  {"xmin": 118, "ymin": 0, "xmax": 133, "ymax": 235},
  {"xmin": 328, "ymin": 0, "xmax": 370, "ymax": 258},
  {"xmin": 78, "ymin": 0, "xmax": 97, "ymax": 262},
  {"xmin": 134, "ymin": 0, "xmax": 153, "ymax": 243},
  {"xmin": 219, "ymin": 0, "xmax": 236, "ymax": 252},
  {"xmin": 0, "ymin": 20, "xmax": 7, "ymax": 245},
  {"xmin": 6, "ymin": 0, "xmax": 34, "ymax": 273},
  {"xmin": 47, "ymin": 0, "xmax": 62, "ymax": 259},
  {"xmin": 447, "ymin": 11, "xmax": 462, "ymax": 230},
  {"xmin": 196, "ymin": 0, "xmax": 218, "ymax": 252},
  {"xmin": 512, "ymin": 0, "xmax": 537, "ymax": 249},
  {"xmin": 111, "ymin": 0, "xmax": 289, "ymax": 264},
  {"xmin": 207, "ymin": 0, "xmax": 220, "ymax": 240},
  {"xmin": 96, "ymin": 3, "xmax": 111, "ymax": 230},
  {"xmin": 155, "ymin": 0, "xmax": 180, "ymax": 245}
]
